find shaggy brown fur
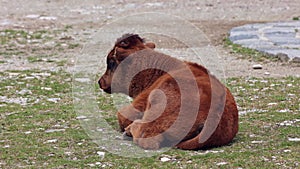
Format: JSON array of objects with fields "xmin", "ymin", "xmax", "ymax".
[{"xmin": 98, "ymin": 34, "xmax": 238, "ymax": 150}]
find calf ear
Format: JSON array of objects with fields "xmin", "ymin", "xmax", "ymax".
[{"xmin": 145, "ymin": 42, "xmax": 155, "ymax": 49}]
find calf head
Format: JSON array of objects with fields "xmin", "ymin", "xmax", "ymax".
[{"xmin": 98, "ymin": 34, "xmax": 155, "ymax": 94}]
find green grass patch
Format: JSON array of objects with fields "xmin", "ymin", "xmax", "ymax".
[
  {"xmin": 0, "ymin": 29, "xmax": 51, "ymax": 45},
  {"xmin": 27, "ymin": 56, "xmax": 56, "ymax": 63},
  {"xmin": 68, "ymin": 43, "xmax": 80, "ymax": 49},
  {"xmin": 27, "ymin": 56, "xmax": 44, "ymax": 63},
  {"xmin": 292, "ymin": 17, "xmax": 299, "ymax": 21},
  {"xmin": 223, "ymin": 37, "xmax": 281, "ymax": 62},
  {"xmin": 56, "ymin": 60, "xmax": 68, "ymax": 67},
  {"xmin": 0, "ymin": 71, "xmax": 299, "ymax": 168}
]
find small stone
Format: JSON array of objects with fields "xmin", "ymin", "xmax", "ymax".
[
  {"xmin": 277, "ymin": 53, "xmax": 290, "ymax": 62},
  {"xmin": 278, "ymin": 109, "xmax": 289, "ymax": 113},
  {"xmin": 216, "ymin": 162, "xmax": 228, "ymax": 166},
  {"xmin": 47, "ymin": 98, "xmax": 61, "ymax": 103},
  {"xmin": 87, "ymin": 164, "xmax": 95, "ymax": 167},
  {"xmin": 97, "ymin": 151, "xmax": 105, "ymax": 159},
  {"xmin": 65, "ymin": 151, "xmax": 72, "ymax": 156},
  {"xmin": 160, "ymin": 157, "xmax": 171, "ymax": 162},
  {"xmin": 253, "ymin": 64, "xmax": 263, "ymax": 69},
  {"xmin": 288, "ymin": 94, "xmax": 295, "ymax": 97},
  {"xmin": 74, "ymin": 78, "xmax": 91, "ymax": 83},
  {"xmin": 45, "ymin": 139, "xmax": 58, "ymax": 143},
  {"xmin": 3, "ymin": 145, "xmax": 10, "ymax": 148},
  {"xmin": 251, "ymin": 140, "xmax": 264, "ymax": 144},
  {"xmin": 39, "ymin": 16, "xmax": 57, "ymax": 20},
  {"xmin": 288, "ymin": 137, "xmax": 300, "ymax": 142},
  {"xmin": 264, "ymin": 72, "xmax": 270, "ymax": 75},
  {"xmin": 45, "ymin": 129, "xmax": 65, "ymax": 133},
  {"xmin": 31, "ymin": 72, "xmax": 51, "ymax": 77},
  {"xmin": 291, "ymin": 57, "xmax": 300, "ymax": 63},
  {"xmin": 25, "ymin": 14, "xmax": 40, "ymax": 19},
  {"xmin": 249, "ymin": 134, "xmax": 256, "ymax": 138},
  {"xmin": 48, "ymin": 153, "xmax": 55, "ymax": 157},
  {"xmin": 268, "ymin": 103, "xmax": 277, "ymax": 106},
  {"xmin": 23, "ymin": 76, "xmax": 35, "ymax": 80},
  {"xmin": 41, "ymin": 87, "xmax": 52, "ymax": 91},
  {"xmin": 17, "ymin": 89, "xmax": 32, "ymax": 95},
  {"xmin": 76, "ymin": 115, "xmax": 87, "ymax": 120},
  {"xmin": 24, "ymin": 131, "xmax": 32, "ymax": 134}
]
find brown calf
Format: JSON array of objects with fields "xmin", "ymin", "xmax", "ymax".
[{"xmin": 98, "ymin": 34, "xmax": 238, "ymax": 150}]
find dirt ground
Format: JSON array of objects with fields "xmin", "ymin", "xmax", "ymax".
[{"xmin": 0, "ymin": 0, "xmax": 300, "ymax": 77}]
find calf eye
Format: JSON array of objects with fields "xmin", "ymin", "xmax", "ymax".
[
  {"xmin": 108, "ymin": 59, "xmax": 117, "ymax": 70},
  {"xmin": 119, "ymin": 41, "xmax": 129, "ymax": 48}
]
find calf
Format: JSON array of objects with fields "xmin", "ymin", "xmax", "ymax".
[{"xmin": 98, "ymin": 34, "xmax": 238, "ymax": 150}]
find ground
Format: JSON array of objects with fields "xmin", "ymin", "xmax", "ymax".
[
  {"xmin": 0, "ymin": 0, "xmax": 299, "ymax": 168},
  {"xmin": 1, "ymin": 0, "xmax": 300, "ymax": 77}
]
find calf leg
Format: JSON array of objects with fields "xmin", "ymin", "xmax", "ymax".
[
  {"xmin": 125, "ymin": 120, "xmax": 164, "ymax": 150},
  {"xmin": 117, "ymin": 105, "xmax": 143, "ymax": 131}
]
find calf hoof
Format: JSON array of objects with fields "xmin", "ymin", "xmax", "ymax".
[
  {"xmin": 135, "ymin": 138, "xmax": 160, "ymax": 150},
  {"xmin": 122, "ymin": 131, "xmax": 133, "ymax": 141}
]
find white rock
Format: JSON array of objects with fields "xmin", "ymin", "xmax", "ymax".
[
  {"xmin": 3, "ymin": 145, "xmax": 10, "ymax": 148},
  {"xmin": 251, "ymin": 140, "xmax": 264, "ymax": 144},
  {"xmin": 216, "ymin": 162, "xmax": 228, "ymax": 166},
  {"xmin": 87, "ymin": 164, "xmax": 95, "ymax": 167},
  {"xmin": 31, "ymin": 72, "xmax": 51, "ymax": 77},
  {"xmin": 23, "ymin": 76, "xmax": 35, "ymax": 80},
  {"xmin": 76, "ymin": 115, "xmax": 87, "ymax": 120},
  {"xmin": 74, "ymin": 78, "xmax": 91, "ymax": 83},
  {"xmin": 47, "ymin": 98, "xmax": 61, "ymax": 103},
  {"xmin": 288, "ymin": 137, "xmax": 300, "ymax": 142},
  {"xmin": 267, "ymin": 103, "xmax": 277, "ymax": 106},
  {"xmin": 145, "ymin": 2, "xmax": 164, "ymax": 7},
  {"xmin": 97, "ymin": 151, "xmax": 105, "ymax": 159},
  {"xmin": 8, "ymin": 72, "xmax": 20, "ymax": 76},
  {"xmin": 65, "ymin": 151, "xmax": 72, "ymax": 156},
  {"xmin": 45, "ymin": 139, "xmax": 58, "ymax": 143},
  {"xmin": 24, "ymin": 131, "xmax": 32, "ymax": 134},
  {"xmin": 97, "ymin": 151, "xmax": 105, "ymax": 156},
  {"xmin": 160, "ymin": 157, "xmax": 171, "ymax": 162},
  {"xmin": 26, "ymin": 14, "xmax": 40, "ymax": 19},
  {"xmin": 17, "ymin": 89, "xmax": 32, "ymax": 95},
  {"xmin": 252, "ymin": 64, "xmax": 263, "ymax": 69},
  {"xmin": 45, "ymin": 129, "xmax": 65, "ymax": 133},
  {"xmin": 278, "ymin": 109, "xmax": 289, "ymax": 113},
  {"xmin": 41, "ymin": 87, "xmax": 52, "ymax": 91},
  {"xmin": 39, "ymin": 16, "xmax": 57, "ymax": 20}
]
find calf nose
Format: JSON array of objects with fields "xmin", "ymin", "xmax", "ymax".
[
  {"xmin": 98, "ymin": 78, "xmax": 104, "ymax": 89},
  {"xmin": 98, "ymin": 76, "xmax": 112, "ymax": 93}
]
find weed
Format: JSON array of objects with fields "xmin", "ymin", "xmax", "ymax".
[
  {"xmin": 68, "ymin": 43, "xmax": 80, "ymax": 49},
  {"xmin": 223, "ymin": 37, "xmax": 280, "ymax": 62},
  {"xmin": 292, "ymin": 17, "xmax": 299, "ymax": 21}
]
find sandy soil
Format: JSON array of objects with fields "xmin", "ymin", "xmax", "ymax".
[{"xmin": 0, "ymin": 0, "xmax": 299, "ymax": 77}]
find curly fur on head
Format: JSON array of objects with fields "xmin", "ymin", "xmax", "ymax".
[{"xmin": 115, "ymin": 34, "xmax": 145, "ymax": 46}]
